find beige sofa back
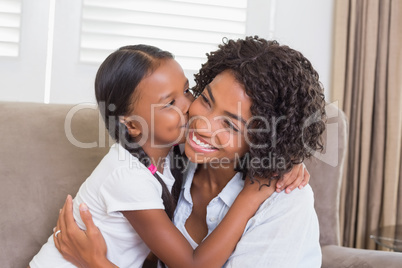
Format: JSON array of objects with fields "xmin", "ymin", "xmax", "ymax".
[
  {"xmin": 0, "ymin": 102, "xmax": 109, "ymax": 268},
  {"xmin": 0, "ymin": 101, "xmax": 343, "ymax": 267},
  {"xmin": 5, "ymin": 101, "xmax": 399, "ymax": 268}
]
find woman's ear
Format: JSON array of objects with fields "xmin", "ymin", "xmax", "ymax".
[{"xmin": 121, "ymin": 117, "xmax": 142, "ymax": 138}]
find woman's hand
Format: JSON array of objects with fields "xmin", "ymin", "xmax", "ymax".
[
  {"xmin": 275, "ymin": 163, "xmax": 310, "ymax": 193},
  {"xmin": 53, "ymin": 195, "xmax": 115, "ymax": 268}
]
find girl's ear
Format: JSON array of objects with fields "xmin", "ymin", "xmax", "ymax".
[{"xmin": 121, "ymin": 117, "xmax": 142, "ymax": 138}]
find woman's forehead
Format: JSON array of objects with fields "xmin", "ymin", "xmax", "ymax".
[{"xmin": 208, "ymin": 71, "xmax": 252, "ymax": 120}]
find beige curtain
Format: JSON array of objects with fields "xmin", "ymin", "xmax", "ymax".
[{"xmin": 332, "ymin": 0, "xmax": 402, "ymax": 249}]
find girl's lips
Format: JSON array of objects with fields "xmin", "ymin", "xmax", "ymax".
[{"xmin": 188, "ymin": 131, "xmax": 218, "ymax": 153}]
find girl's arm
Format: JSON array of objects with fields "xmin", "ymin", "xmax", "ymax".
[
  {"xmin": 55, "ymin": 178, "xmax": 272, "ymax": 268},
  {"xmin": 55, "ymin": 163, "xmax": 309, "ymax": 267},
  {"xmin": 122, "ymin": 176, "xmax": 274, "ymax": 268},
  {"xmin": 276, "ymin": 163, "xmax": 310, "ymax": 193}
]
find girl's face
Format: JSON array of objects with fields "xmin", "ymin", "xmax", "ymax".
[
  {"xmin": 185, "ymin": 70, "xmax": 252, "ymax": 165},
  {"xmin": 128, "ymin": 59, "xmax": 193, "ymax": 147}
]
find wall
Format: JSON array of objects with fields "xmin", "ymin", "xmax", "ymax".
[
  {"xmin": 0, "ymin": 0, "xmax": 334, "ymax": 104},
  {"xmin": 248, "ymin": 0, "xmax": 335, "ymax": 101}
]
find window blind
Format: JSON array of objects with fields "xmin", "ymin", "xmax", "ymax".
[
  {"xmin": 80, "ymin": 0, "xmax": 247, "ymax": 71},
  {"xmin": 0, "ymin": 0, "xmax": 21, "ymax": 57}
]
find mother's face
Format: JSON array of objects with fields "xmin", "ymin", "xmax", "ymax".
[{"xmin": 185, "ymin": 70, "xmax": 252, "ymax": 165}]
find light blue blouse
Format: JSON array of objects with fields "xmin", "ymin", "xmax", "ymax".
[{"xmin": 173, "ymin": 162, "xmax": 322, "ymax": 267}]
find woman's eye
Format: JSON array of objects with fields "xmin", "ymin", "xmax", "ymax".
[
  {"xmin": 200, "ymin": 94, "xmax": 210, "ymax": 106},
  {"xmin": 184, "ymin": 88, "xmax": 190, "ymax": 94},
  {"xmin": 224, "ymin": 120, "xmax": 239, "ymax": 132}
]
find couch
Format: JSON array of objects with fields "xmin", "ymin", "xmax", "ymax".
[{"xmin": 0, "ymin": 101, "xmax": 401, "ymax": 268}]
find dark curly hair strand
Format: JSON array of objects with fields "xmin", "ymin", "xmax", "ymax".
[{"xmin": 193, "ymin": 36, "xmax": 326, "ymax": 182}]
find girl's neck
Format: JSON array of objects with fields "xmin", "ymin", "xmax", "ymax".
[
  {"xmin": 194, "ymin": 163, "xmax": 238, "ymax": 193},
  {"xmin": 141, "ymin": 143, "xmax": 171, "ymax": 173}
]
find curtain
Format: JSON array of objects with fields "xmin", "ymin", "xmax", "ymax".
[{"xmin": 332, "ymin": 0, "xmax": 402, "ymax": 249}]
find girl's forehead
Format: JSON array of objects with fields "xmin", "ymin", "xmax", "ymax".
[{"xmin": 135, "ymin": 59, "xmax": 187, "ymax": 101}]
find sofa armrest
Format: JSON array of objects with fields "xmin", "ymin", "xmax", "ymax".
[{"xmin": 322, "ymin": 245, "xmax": 402, "ymax": 268}]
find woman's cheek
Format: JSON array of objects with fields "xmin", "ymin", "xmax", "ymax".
[
  {"xmin": 225, "ymin": 133, "xmax": 248, "ymax": 155},
  {"xmin": 188, "ymin": 98, "xmax": 203, "ymax": 117}
]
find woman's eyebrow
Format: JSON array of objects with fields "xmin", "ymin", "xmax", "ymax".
[
  {"xmin": 206, "ymin": 84, "xmax": 215, "ymax": 103},
  {"xmin": 223, "ymin": 111, "xmax": 247, "ymax": 125},
  {"xmin": 207, "ymin": 84, "xmax": 246, "ymax": 125}
]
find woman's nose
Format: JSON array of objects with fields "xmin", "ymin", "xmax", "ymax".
[{"xmin": 192, "ymin": 114, "xmax": 224, "ymax": 137}]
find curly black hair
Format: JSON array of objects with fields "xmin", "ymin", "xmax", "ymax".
[{"xmin": 193, "ymin": 36, "xmax": 326, "ymax": 181}]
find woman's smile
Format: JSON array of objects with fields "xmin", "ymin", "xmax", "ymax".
[{"xmin": 187, "ymin": 131, "xmax": 218, "ymax": 153}]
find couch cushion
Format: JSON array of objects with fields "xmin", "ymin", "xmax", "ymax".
[{"xmin": 0, "ymin": 102, "xmax": 110, "ymax": 268}]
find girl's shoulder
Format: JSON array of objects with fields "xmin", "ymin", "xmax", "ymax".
[
  {"xmin": 103, "ymin": 144, "xmax": 149, "ymax": 171},
  {"xmin": 89, "ymin": 144, "xmax": 155, "ymax": 184}
]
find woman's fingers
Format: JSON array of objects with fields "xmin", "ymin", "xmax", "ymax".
[
  {"xmin": 78, "ymin": 203, "xmax": 97, "ymax": 235},
  {"xmin": 54, "ymin": 195, "xmax": 71, "ymax": 253},
  {"xmin": 63, "ymin": 195, "xmax": 76, "ymax": 230}
]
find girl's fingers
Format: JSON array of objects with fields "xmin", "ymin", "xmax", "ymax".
[
  {"xmin": 276, "ymin": 164, "xmax": 301, "ymax": 192},
  {"xmin": 285, "ymin": 165, "xmax": 304, "ymax": 193},
  {"xmin": 299, "ymin": 166, "xmax": 310, "ymax": 189}
]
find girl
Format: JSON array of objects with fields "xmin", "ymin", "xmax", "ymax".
[
  {"xmin": 30, "ymin": 44, "xmax": 306, "ymax": 268},
  {"xmin": 54, "ymin": 37, "xmax": 325, "ymax": 267}
]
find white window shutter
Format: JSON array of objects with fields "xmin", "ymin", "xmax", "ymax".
[
  {"xmin": 80, "ymin": 0, "xmax": 247, "ymax": 72},
  {"xmin": 0, "ymin": 0, "xmax": 22, "ymax": 57}
]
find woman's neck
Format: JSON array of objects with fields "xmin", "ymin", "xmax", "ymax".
[{"xmin": 194, "ymin": 163, "xmax": 238, "ymax": 193}]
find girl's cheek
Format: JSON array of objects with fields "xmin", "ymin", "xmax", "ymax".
[{"xmin": 166, "ymin": 112, "xmax": 186, "ymax": 132}]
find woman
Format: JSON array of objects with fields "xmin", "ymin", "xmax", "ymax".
[{"xmin": 55, "ymin": 36, "xmax": 325, "ymax": 267}]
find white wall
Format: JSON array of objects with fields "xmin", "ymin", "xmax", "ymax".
[
  {"xmin": 0, "ymin": 0, "xmax": 334, "ymax": 104},
  {"xmin": 247, "ymin": 0, "xmax": 335, "ymax": 101}
]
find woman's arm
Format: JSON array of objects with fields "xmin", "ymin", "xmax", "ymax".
[{"xmin": 54, "ymin": 197, "xmax": 115, "ymax": 268}]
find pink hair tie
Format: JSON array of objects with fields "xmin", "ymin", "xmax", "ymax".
[{"xmin": 148, "ymin": 164, "xmax": 157, "ymax": 175}]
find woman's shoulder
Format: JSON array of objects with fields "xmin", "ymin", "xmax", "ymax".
[{"xmin": 257, "ymin": 184, "xmax": 316, "ymax": 217}]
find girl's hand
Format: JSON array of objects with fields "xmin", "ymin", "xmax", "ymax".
[
  {"xmin": 275, "ymin": 163, "xmax": 310, "ymax": 193},
  {"xmin": 240, "ymin": 176, "xmax": 277, "ymax": 207},
  {"xmin": 53, "ymin": 195, "xmax": 115, "ymax": 268}
]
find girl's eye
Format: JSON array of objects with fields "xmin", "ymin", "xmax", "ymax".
[
  {"xmin": 224, "ymin": 119, "xmax": 239, "ymax": 132},
  {"xmin": 165, "ymin": 100, "xmax": 175, "ymax": 108},
  {"xmin": 184, "ymin": 88, "xmax": 190, "ymax": 94}
]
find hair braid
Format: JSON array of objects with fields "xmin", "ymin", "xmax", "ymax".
[{"xmin": 120, "ymin": 122, "xmax": 176, "ymax": 219}]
